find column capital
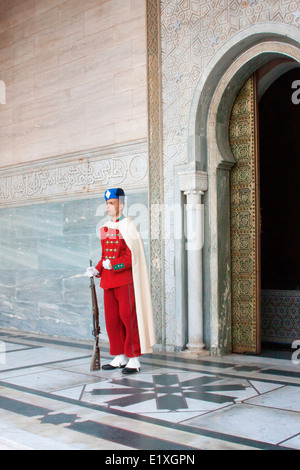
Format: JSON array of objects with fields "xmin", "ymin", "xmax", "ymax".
[
  {"xmin": 184, "ymin": 189, "xmax": 204, "ymax": 208},
  {"xmin": 183, "ymin": 189, "xmax": 204, "ymax": 196},
  {"xmin": 184, "ymin": 189, "xmax": 204, "ymax": 196},
  {"xmin": 178, "ymin": 167, "xmax": 208, "ymax": 194}
]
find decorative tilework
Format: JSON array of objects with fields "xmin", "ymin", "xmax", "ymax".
[
  {"xmin": 146, "ymin": 0, "xmax": 165, "ymax": 344},
  {"xmin": 261, "ymin": 290, "xmax": 300, "ymax": 343}
]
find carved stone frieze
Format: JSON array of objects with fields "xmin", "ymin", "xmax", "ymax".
[{"xmin": 0, "ymin": 141, "xmax": 148, "ymax": 207}]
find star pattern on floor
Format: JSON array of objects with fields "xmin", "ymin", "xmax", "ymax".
[
  {"xmin": 39, "ymin": 412, "xmax": 79, "ymax": 425},
  {"xmin": 1, "ymin": 332, "xmax": 299, "ymax": 450},
  {"xmin": 89, "ymin": 373, "xmax": 250, "ymax": 411}
]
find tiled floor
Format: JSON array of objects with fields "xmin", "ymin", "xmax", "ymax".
[{"xmin": 0, "ymin": 329, "xmax": 300, "ymax": 450}]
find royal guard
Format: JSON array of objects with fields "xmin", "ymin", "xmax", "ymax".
[{"xmin": 87, "ymin": 188, "xmax": 156, "ymax": 374}]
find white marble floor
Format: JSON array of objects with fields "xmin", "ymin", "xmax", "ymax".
[{"xmin": 0, "ymin": 329, "xmax": 300, "ymax": 451}]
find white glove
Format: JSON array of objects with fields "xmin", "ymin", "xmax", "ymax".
[
  {"xmin": 86, "ymin": 266, "xmax": 99, "ymax": 277},
  {"xmin": 103, "ymin": 259, "xmax": 112, "ymax": 270}
]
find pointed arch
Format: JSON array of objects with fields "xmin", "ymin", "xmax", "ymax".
[{"xmin": 186, "ymin": 27, "xmax": 300, "ymax": 355}]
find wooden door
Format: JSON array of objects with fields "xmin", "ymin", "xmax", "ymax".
[{"xmin": 229, "ymin": 74, "xmax": 261, "ymax": 354}]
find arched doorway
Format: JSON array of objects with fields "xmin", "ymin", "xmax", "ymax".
[
  {"xmin": 229, "ymin": 64, "xmax": 300, "ymax": 354},
  {"xmin": 259, "ymin": 67, "xmax": 300, "ymax": 350},
  {"xmin": 185, "ymin": 34, "xmax": 300, "ymax": 356}
]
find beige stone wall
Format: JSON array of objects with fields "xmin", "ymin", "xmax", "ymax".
[{"xmin": 0, "ymin": 0, "xmax": 147, "ymax": 167}]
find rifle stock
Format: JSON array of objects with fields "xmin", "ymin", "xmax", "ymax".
[{"xmin": 89, "ymin": 260, "xmax": 101, "ymax": 371}]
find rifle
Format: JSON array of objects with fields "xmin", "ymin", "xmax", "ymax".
[{"xmin": 89, "ymin": 260, "xmax": 101, "ymax": 371}]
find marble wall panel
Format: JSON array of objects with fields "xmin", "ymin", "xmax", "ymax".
[
  {"xmin": 58, "ymin": 0, "xmax": 101, "ymax": 22},
  {"xmin": 35, "ymin": 0, "xmax": 66, "ymax": 16},
  {"xmin": 0, "ymin": 108, "xmax": 12, "ymax": 128},
  {"xmin": 0, "ymin": 192, "xmax": 149, "ymax": 341},
  {"xmin": 13, "ymin": 6, "xmax": 59, "ymax": 43},
  {"xmin": 63, "ymin": 271, "xmax": 93, "ymax": 305},
  {"xmin": 58, "ymin": 28, "xmax": 114, "ymax": 65},
  {"xmin": 0, "ymin": 28, "xmax": 14, "ymax": 49},
  {"xmin": 84, "ymin": 0, "xmax": 131, "ymax": 37},
  {"xmin": 115, "ymin": 117, "xmax": 148, "ymax": 144},
  {"xmin": 0, "ymin": 0, "xmax": 35, "ymax": 32},
  {"xmin": 1, "ymin": 49, "xmax": 59, "ymax": 85},
  {"xmin": 0, "ymin": 270, "xmax": 15, "ymax": 302},
  {"xmin": 12, "ymin": 94, "xmax": 60, "ymax": 123},
  {"xmin": 34, "ymin": 12, "xmax": 85, "ymax": 56},
  {"xmin": 0, "ymin": 0, "xmax": 147, "ymax": 167},
  {"xmin": 34, "ymin": 59, "xmax": 85, "ymax": 99},
  {"xmin": 2, "ymin": 301, "xmax": 39, "ymax": 332},
  {"xmin": 15, "ymin": 270, "xmax": 64, "ymax": 303},
  {"xmin": 13, "ymin": 35, "xmax": 35, "ymax": 66},
  {"xmin": 38, "ymin": 236, "xmax": 90, "ymax": 270},
  {"xmin": 38, "ymin": 302, "xmax": 92, "ymax": 340}
]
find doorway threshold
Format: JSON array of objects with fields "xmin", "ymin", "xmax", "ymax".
[{"xmin": 260, "ymin": 342, "xmax": 295, "ymax": 360}]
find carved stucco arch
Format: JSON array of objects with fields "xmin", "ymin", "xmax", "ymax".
[
  {"xmin": 189, "ymin": 24, "xmax": 300, "ymax": 169},
  {"xmin": 187, "ymin": 27, "xmax": 300, "ymax": 355}
]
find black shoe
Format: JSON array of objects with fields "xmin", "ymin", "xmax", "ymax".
[
  {"xmin": 102, "ymin": 363, "xmax": 127, "ymax": 370},
  {"xmin": 122, "ymin": 366, "xmax": 140, "ymax": 375}
]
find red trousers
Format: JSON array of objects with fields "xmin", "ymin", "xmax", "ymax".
[{"xmin": 103, "ymin": 283, "xmax": 141, "ymax": 358}]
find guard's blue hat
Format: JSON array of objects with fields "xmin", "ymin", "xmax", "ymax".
[{"xmin": 104, "ymin": 188, "xmax": 125, "ymax": 201}]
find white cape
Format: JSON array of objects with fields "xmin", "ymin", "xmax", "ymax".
[{"xmin": 101, "ymin": 217, "xmax": 156, "ymax": 354}]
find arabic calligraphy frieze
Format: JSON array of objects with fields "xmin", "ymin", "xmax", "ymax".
[{"xmin": 0, "ymin": 144, "xmax": 148, "ymax": 207}]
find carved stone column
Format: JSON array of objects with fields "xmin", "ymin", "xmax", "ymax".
[{"xmin": 178, "ymin": 168, "xmax": 209, "ymax": 356}]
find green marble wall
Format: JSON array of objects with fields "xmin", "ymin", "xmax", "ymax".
[{"xmin": 0, "ymin": 192, "xmax": 149, "ymax": 341}]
